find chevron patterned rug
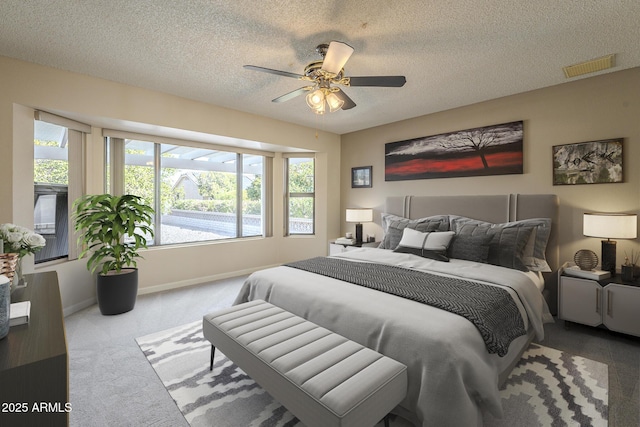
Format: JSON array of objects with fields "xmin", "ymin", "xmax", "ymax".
[{"xmin": 136, "ymin": 321, "xmax": 608, "ymax": 427}]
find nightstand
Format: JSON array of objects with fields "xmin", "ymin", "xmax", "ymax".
[
  {"xmin": 328, "ymin": 240, "xmax": 379, "ymax": 256},
  {"xmin": 558, "ymin": 263, "xmax": 640, "ymax": 337}
]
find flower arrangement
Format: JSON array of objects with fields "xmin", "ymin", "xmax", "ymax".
[{"xmin": 0, "ymin": 223, "xmax": 46, "ymax": 258}]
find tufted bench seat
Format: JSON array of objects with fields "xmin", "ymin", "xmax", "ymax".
[{"xmin": 203, "ymin": 299, "xmax": 407, "ymax": 427}]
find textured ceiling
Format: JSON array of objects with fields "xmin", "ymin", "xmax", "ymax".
[{"xmin": 1, "ymin": 0, "xmax": 639, "ymax": 135}]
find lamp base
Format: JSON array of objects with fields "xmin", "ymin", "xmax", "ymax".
[
  {"xmin": 355, "ymin": 223, "xmax": 363, "ymax": 244},
  {"xmin": 601, "ymin": 239, "xmax": 617, "ymax": 275}
]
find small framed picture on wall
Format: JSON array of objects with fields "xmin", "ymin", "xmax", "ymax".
[{"xmin": 351, "ymin": 166, "xmax": 372, "ymax": 188}]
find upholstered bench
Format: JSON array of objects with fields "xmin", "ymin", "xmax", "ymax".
[{"xmin": 203, "ymin": 299, "xmax": 407, "ymax": 427}]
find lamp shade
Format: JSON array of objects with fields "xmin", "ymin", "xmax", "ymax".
[
  {"xmin": 312, "ymin": 100, "xmax": 325, "ymax": 115},
  {"xmin": 583, "ymin": 213, "xmax": 638, "ymax": 239},
  {"xmin": 325, "ymin": 92, "xmax": 344, "ymax": 112},
  {"xmin": 346, "ymin": 208, "xmax": 373, "ymax": 223},
  {"xmin": 306, "ymin": 89, "xmax": 325, "ymax": 110}
]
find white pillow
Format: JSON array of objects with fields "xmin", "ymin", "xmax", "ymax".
[{"xmin": 398, "ymin": 228, "xmax": 454, "ymax": 251}]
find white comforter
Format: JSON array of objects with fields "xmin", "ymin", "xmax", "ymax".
[{"xmin": 234, "ymin": 248, "xmax": 553, "ymax": 427}]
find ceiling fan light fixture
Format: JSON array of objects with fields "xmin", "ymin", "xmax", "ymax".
[
  {"xmin": 326, "ymin": 92, "xmax": 344, "ymax": 112},
  {"xmin": 306, "ymin": 89, "xmax": 325, "ymax": 109},
  {"xmin": 313, "ymin": 102, "xmax": 325, "ymax": 115}
]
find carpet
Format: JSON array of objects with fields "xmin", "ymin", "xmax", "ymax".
[{"xmin": 136, "ymin": 321, "xmax": 608, "ymax": 427}]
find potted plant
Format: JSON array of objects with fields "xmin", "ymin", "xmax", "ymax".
[{"xmin": 73, "ymin": 194, "xmax": 154, "ymax": 315}]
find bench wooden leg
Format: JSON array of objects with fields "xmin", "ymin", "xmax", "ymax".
[{"xmin": 210, "ymin": 345, "xmax": 215, "ymax": 371}]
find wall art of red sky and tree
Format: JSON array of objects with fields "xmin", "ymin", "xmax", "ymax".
[{"xmin": 385, "ymin": 121, "xmax": 524, "ymax": 181}]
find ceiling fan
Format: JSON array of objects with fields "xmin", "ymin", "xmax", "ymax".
[{"xmin": 244, "ymin": 41, "xmax": 406, "ymax": 114}]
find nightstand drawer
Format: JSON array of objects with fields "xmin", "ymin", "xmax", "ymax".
[
  {"xmin": 603, "ymin": 284, "xmax": 640, "ymax": 336},
  {"xmin": 559, "ymin": 276, "xmax": 602, "ymax": 327}
]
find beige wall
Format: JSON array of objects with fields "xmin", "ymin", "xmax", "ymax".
[
  {"xmin": 0, "ymin": 56, "xmax": 341, "ymax": 315},
  {"xmin": 341, "ymin": 67, "xmax": 640, "ymax": 267},
  {"xmin": 2, "ymin": 54, "xmax": 638, "ymax": 315}
]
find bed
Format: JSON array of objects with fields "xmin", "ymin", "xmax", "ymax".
[{"xmin": 235, "ymin": 194, "xmax": 558, "ymax": 427}]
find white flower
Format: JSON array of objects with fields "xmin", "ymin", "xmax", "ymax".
[
  {"xmin": 5, "ymin": 231, "xmax": 23, "ymax": 243},
  {"xmin": 25, "ymin": 233, "xmax": 46, "ymax": 249}
]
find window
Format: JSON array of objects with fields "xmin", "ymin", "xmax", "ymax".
[
  {"xmin": 33, "ymin": 186, "xmax": 68, "ymax": 261},
  {"xmin": 123, "ymin": 139, "xmax": 157, "ymax": 243},
  {"xmin": 285, "ymin": 156, "xmax": 315, "ymax": 235},
  {"xmin": 108, "ymin": 135, "xmax": 268, "ymax": 246},
  {"xmin": 33, "ymin": 117, "xmax": 87, "ymax": 263}
]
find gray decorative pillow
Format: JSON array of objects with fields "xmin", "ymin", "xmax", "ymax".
[
  {"xmin": 455, "ymin": 223, "xmax": 533, "ymax": 271},
  {"xmin": 450, "ymin": 216, "xmax": 552, "ymax": 272},
  {"xmin": 379, "ymin": 214, "xmax": 450, "ymax": 250},
  {"xmin": 448, "ymin": 234, "xmax": 493, "ymax": 263}
]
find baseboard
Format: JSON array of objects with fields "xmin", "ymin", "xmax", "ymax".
[
  {"xmin": 62, "ymin": 264, "xmax": 281, "ymax": 316},
  {"xmin": 136, "ymin": 263, "xmax": 281, "ymax": 296},
  {"xmin": 63, "ymin": 297, "xmax": 96, "ymax": 317}
]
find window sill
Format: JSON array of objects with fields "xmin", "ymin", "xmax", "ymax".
[{"xmin": 34, "ymin": 257, "xmax": 70, "ymax": 270}]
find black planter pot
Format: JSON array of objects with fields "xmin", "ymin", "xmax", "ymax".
[{"xmin": 96, "ymin": 268, "xmax": 138, "ymax": 315}]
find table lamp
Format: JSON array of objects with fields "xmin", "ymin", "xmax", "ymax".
[
  {"xmin": 583, "ymin": 213, "xmax": 637, "ymax": 275},
  {"xmin": 346, "ymin": 208, "xmax": 373, "ymax": 243}
]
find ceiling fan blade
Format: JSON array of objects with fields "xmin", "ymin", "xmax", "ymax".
[
  {"xmin": 321, "ymin": 41, "xmax": 354, "ymax": 75},
  {"xmin": 244, "ymin": 65, "xmax": 304, "ymax": 79},
  {"xmin": 272, "ymin": 86, "xmax": 312, "ymax": 103},
  {"xmin": 348, "ymin": 76, "xmax": 406, "ymax": 87},
  {"xmin": 334, "ymin": 89, "xmax": 356, "ymax": 110}
]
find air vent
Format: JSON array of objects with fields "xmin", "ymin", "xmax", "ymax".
[{"xmin": 563, "ymin": 54, "xmax": 615, "ymax": 78}]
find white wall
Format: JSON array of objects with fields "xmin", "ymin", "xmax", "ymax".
[
  {"xmin": 0, "ymin": 56, "xmax": 341, "ymax": 315},
  {"xmin": 340, "ymin": 67, "xmax": 640, "ymax": 268}
]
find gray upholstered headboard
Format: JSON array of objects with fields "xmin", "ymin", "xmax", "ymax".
[{"xmin": 385, "ymin": 194, "xmax": 560, "ymax": 273}]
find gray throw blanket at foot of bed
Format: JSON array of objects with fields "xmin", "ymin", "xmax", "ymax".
[{"xmin": 286, "ymin": 257, "xmax": 526, "ymax": 356}]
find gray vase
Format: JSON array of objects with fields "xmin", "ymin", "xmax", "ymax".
[{"xmin": 0, "ymin": 275, "xmax": 10, "ymax": 339}]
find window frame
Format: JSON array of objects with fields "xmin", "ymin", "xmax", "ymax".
[
  {"xmin": 284, "ymin": 154, "xmax": 316, "ymax": 236},
  {"xmin": 33, "ymin": 112, "xmax": 89, "ymax": 264}
]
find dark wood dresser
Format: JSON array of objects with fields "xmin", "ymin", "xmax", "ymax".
[{"xmin": 0, "ymin": 271, "xmax": 69, "ymax": 426}]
